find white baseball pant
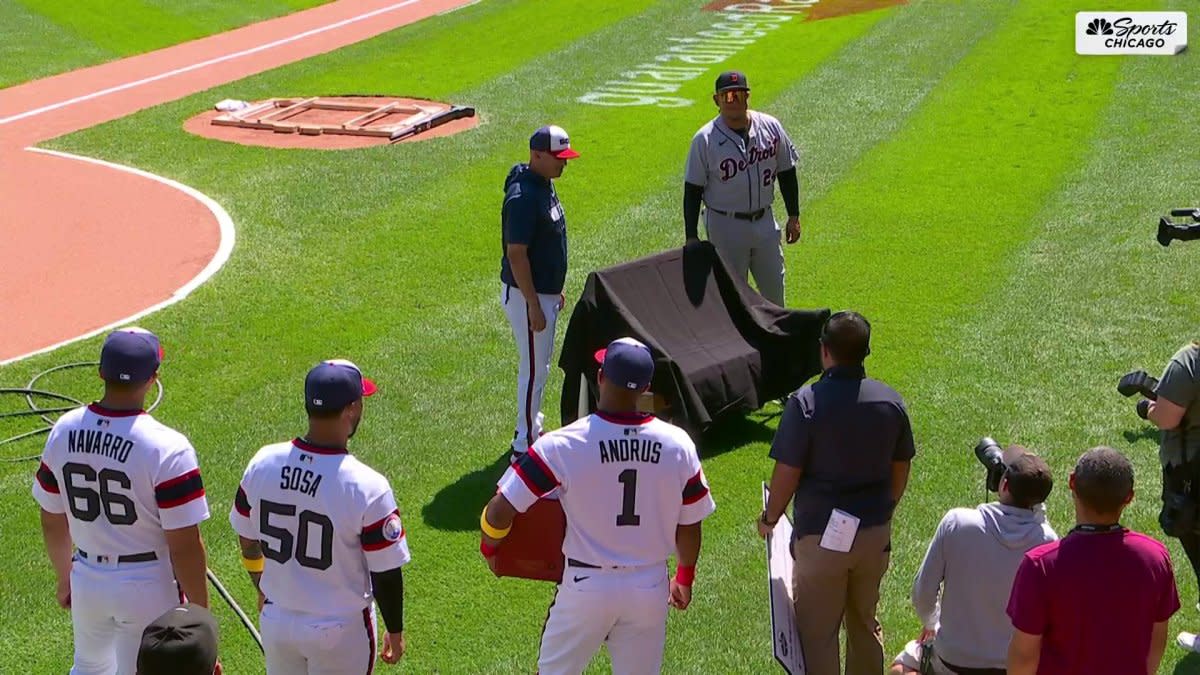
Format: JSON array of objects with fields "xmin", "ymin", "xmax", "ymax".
[
  {"xmin": 704, "ymin": 206, "xmax": 786, "ymax": 306},
  {"xmin": 260, "ymin": 602, "xmax": 377, "ymax": 675},
  {"xmin": 68, "ymin": 554, "xmax": 181, "ymax": 675},
  {"xmin": 501, "ymin": 283, "xmax": 562, "ymax": 455},
  {"xmin": 537, "ymin": 564, "xmax": 670, "ymax": 675}
]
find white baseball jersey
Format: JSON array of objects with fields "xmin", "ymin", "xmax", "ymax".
[
  {"xmin": 498, "ymin": 411, "xmax": 716, "ymax": 567},
  {"xmin": 684, "ymin": 110, "xmax": 799, "ymax": 214},
  {"xmin": 32, "ymin": 403, "xmax": 210, "ymax": 555},
  {"xmin": 230, "ymin": 438, "xmax": 411, "ymax": 616}
]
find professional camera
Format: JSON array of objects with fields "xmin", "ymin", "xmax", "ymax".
[
  {"xmin": 1157, "ymin": 208, "xmax": 1200, "ymax": 247},
  {"xmin": 974, "ymin": 437, "xmax": 1006, "ymax": 492},
  {"xmin": 1117, "ymin": 369, "xmax": 1159, "ymax": 400}
]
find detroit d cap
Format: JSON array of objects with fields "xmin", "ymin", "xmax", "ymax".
[
  {"xmin": 99, "ymin": 327, "xmax": 163, "ymax": 383},
  {"xmin": 593, "ymin": 337, "xmax": 654, "ymax": 391},
  {"xmin": 136, "ymin": 603, "xmax": 218, "ymax": 675},
  {"xmin": 530, "ymin": 125, "xmax": 580, "ymax": 159},
  {"xmin": 305, "ymin": 359, "xmax": 377, "ymax": 412},
  {"xmin": 715, "ymin": 70, "xmax": 750, "ymax": 93}
]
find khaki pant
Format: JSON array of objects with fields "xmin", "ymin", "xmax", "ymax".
[{"xmin": 792, "ymin": 523, "xmax": 891, "ymax": 675}]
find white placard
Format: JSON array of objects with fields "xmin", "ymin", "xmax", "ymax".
[
  {"xmin": 818, "ymin": 508, "xmax": 860, "ymax": 553},
  {"xmin": 764, "ymin": 484, "xmax": 805, "ymax": 674},
  {"xmin": 1076, "ymin": 12, "xmax": 1187, "ymax": 55}
]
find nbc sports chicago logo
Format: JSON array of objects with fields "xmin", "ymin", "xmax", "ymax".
[{"xmin": 1076, "ymin": 11, "xmax": 1187, "ymax": 55}]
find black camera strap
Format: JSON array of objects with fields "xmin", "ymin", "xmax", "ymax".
[{"xmin": 1069, "ymin": 523, "xmax": 1125, "ymax": 534}]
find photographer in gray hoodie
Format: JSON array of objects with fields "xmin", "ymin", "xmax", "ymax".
[{"xmin": 891, "ymin": 446, "xmax": 1056, "ymax": 675}]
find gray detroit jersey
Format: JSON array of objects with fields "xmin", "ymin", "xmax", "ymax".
[{"xmin": 684, "ymin": 111, "xmax": 799, "ymax": 213}]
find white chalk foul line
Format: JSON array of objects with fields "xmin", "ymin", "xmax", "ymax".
[
  {"xmin": 0, "ymin": 0, "xmax": 424, "ymax": 125},
  {"xmin": 0, "ymin": 147, "xmax": 236, "ymax": 366}
]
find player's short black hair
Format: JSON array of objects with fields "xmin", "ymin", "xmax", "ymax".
[
  {"xmin": 1073, "ymin": 447, "xmax": 1134, "ymax": 515},
  {"xmin": 306, "ymin": 404, "xmax": 348, "ymax": 419},
  {"xmin": 103, "ymin": 378, "xmax": 152, "ymax": 395},
  {"xmin": 820, "ymin": 311, "xmax": 871, "ymax": 364}
]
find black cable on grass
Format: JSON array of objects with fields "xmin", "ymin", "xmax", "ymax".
[{"xmin": 0, "ymin": 361, "xmax": 164, "ymax": 461}]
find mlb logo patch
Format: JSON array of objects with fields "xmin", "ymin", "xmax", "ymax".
[{"xmin": 96, "ymin": 419, "xmax": 110, "ymax": 428}]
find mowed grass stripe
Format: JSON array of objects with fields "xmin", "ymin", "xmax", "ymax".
[
  {"xmin": 16, "ymin": 2, "xmax": 886, "ymax": 671},
  {"xmin": 653, "ymin": 2, "xmax": 1048, "ymax": 671},
  {"xmin": 1, "ymin": 0, "xmax": 331, "ymax": 90},
  {"xmin": 0, "ymin": 1, "xmax": 113, "ymax": 88},
  {"xmin": 896, "ymin": 1, "xmax": 1200, "ymax": 667},
  {"xmin": 6, "ymin": 2, "xmax": 679, "ymax": 672},
  {"xmin": 782, "ymin": 0, "xmax": 1142, "ymax": 652}
]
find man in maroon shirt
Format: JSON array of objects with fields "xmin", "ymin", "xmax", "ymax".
[{"xmin": 1006, "ymin": 447, "xmax": 1179, "ymax": 675}]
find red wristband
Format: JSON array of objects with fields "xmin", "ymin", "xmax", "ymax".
[
  {"xmin": 480, "ymin": 540, "xmax": 498, "ymax": 558},
  {"xmin": 674, "ymin": 565, "xmax": 695, "ymax": 587}
]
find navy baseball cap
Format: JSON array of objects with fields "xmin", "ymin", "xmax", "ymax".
[
  {"xmin": 594, "ymin": 338, "xmax": 654, "ymax": 391},
  {"xmin": 715, "ymin": 71, "xmax": 750, "ymax": 93},
  {"xmin": 99, "ymin": 327, "xmax": 163, "ymax": 383},
  {"xmin": 305, "ymin": 359, "xmax": 377, "ymax": 413},
  {"xmin": 137, "ymin": 603, "xmax": 218, "ymax": 675},
  {"xmin": 530, "ymin": 125, "xmax": 580, "ymax": 159}
]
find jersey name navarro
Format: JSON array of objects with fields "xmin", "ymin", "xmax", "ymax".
[{"xmin": 66, "ymin": 429, "xmax": 135, "ymax": 462}]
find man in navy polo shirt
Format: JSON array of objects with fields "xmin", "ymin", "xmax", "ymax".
[
  {"xmin": 500, "ymin": 124, "xmax": 580, "ymax": 462},
  {"xmin": 758, "ymin": 311, "xmax": 916, "ymax": 675}
]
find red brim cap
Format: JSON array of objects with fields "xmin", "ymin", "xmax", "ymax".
[
  {"xmin": 593, "ymin": 348, "xmax": 607, "ymax": 365},
  {"xmin": 552, "ymin": 148, "xmax": 580, "ymax": 160},
  {"xmin": 362, "ymin": 378, "xmax": 378, "ymax": 397}
]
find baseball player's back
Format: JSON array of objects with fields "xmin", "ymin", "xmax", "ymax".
[
  {"xmin": 232, "ymin": 438, "xmax": 410, "ymax": 615},
  {"xmin": 483, "ymin": 338, "xmax": 715, "ymax": 675},
  {"xmin": 230, "ymin": 359, "xmax": 409, "ymax": 675},
  {"xmin": 32, "ymin": 328, "xmax": 211, "ymax": 675},
  {"xmin": 512, "ymin": 412, "xmax": 712, "ymax": 568},
  {"xmin": 37, "ymin": 405, "xmax": 207, "ymax": 559},
  {"xmin": 497, "ymin": 411, "xmax": 715, "ymax": 675}
]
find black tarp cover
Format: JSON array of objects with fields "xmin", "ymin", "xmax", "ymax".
[{"xmin": 558, "ymin": 241, "xmax": 830, "ymax": 432}]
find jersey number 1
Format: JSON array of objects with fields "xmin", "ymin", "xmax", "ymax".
[
  {"xmin": 616, "ymin": 469, "xmax": 641, "ymax": 527},
  {"xmin": 260, "ymin": 500, "xmax": 334, "ymax": 570}
]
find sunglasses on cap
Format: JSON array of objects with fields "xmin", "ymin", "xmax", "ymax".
[{"xmin": 719, "ymin": 90, "xmax": 749, "ymax": 103}]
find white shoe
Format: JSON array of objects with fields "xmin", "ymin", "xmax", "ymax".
[{"xmin": 1177, "ymin": 632, "xmax": 1200, "ymax": 652}]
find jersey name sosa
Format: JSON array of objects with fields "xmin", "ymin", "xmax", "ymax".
[{"xmin": 719, "ymin": 136, "xmax": 781, "ymax": 184}]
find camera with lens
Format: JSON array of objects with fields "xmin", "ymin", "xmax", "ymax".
[
  {"xmin": 974, "ymin": 437, "xmax": 1006, "ymax": 492},
  {"xmin": 1117, "ymin": 369, "xmax": 1159, "ymax": 420},
  {"xmin": 1157, "ymin": 208, "xmax": 1200, "ymax": 247}
]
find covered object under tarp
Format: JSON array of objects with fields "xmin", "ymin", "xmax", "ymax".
[{"xmin": 558, "ymin": 242, "xmax": 830, "ymax": 432}]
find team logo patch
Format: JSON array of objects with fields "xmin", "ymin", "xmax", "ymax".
[{"xmin": 382, "ymin": 514, "xmax": 403, "ymax": 542}]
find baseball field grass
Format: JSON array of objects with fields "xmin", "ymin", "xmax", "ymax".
[
  {"xmin": 0, "ymin": 0, "xmax": 331, "ymax": 88},
  {"xmin": 3, "ymin": 0, "xmax": 1200, "ymax": 672}
]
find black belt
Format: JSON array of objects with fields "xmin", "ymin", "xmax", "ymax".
[
  {"xmin": 567, "ymin": 558, "xmax": 602, "ymax": 569},
  {"xmin": 940, "ymin": 659, "xmax": 1005, "ymax": 675},
  {"xmin": 78, "ymin": 549, "xmax": 157, "ymax": 564},
  {"xmin": 709, "ymin": 207, "xmax": 766, "ymax": 221}
]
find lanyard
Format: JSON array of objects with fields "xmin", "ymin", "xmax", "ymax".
[{"xmin": 1069, "ymin": 523, "xmax": 1124, "ymax": 534}]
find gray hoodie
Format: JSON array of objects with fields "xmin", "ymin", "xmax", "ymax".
[{"xmin": 911, "ymin": 503, "xmax": 1057, "ymax": 669}]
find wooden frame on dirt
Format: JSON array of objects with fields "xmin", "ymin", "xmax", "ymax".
[{"xmin": 211, "ymin": 97, "xmax": 468, "ymax": 139}]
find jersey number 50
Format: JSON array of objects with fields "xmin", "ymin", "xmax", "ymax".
[{"xmin": 260, "ymin": 499, "xmax": 334, "ymax": 570}]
